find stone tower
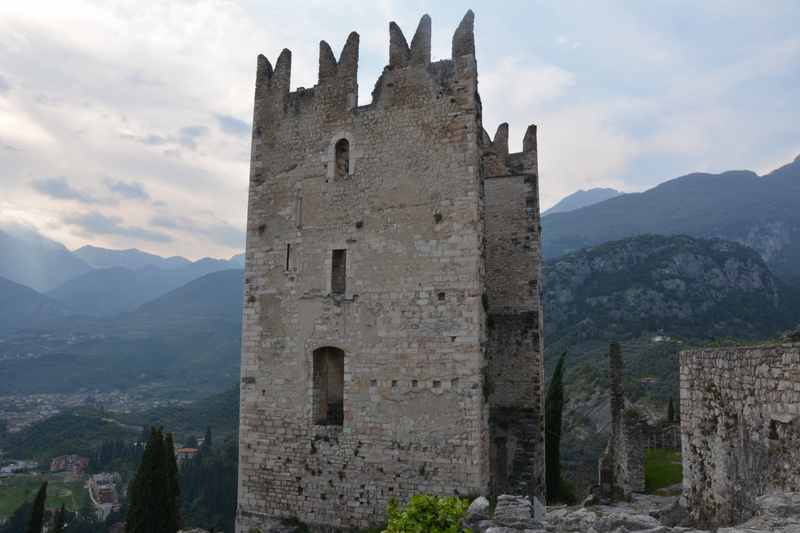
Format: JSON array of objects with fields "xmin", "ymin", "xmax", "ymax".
[{"xmin": 237, "ymin": 11, "xmax": 544, "ymax": 530}]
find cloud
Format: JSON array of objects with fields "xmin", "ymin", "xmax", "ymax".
[
  {"xmin": 0, "ymin": 75, "xmax": 9, "ymax": 93},
  {"xmin": 178, "ymin": 125, "xmax": 208, "ymax": 149},
  {"xmin": 142, "ymin": 134, "xmax": 167, "ymax": 146},
  {"xmin": 215, "ymin": 114, "xmax": 251, "ymax": 137},
  {"xmin": 150, "ymin": 214, "xmax": 244, "ymax": 249},
  {"xmin": 31, "ymin": 176, "xmax": 99, "ymax": 204},
  {"xmin": 63, "ymin": 210, "xmax": 172, "ymax": 243},
  {"xmin": 105, "ymin": 179, "xmax": 150, "ymax": 201}
]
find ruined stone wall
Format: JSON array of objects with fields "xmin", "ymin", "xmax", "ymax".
[
  {"xmin": 598, "ymin": 343, "xmax": 647, "ymax": 500},
  {"xmin": 619, "ymin": 415, "xmax": 647, "ymax": 494},
  {"xmin": 680, "ymin": 343, "xmax": 800, "ymax": 527},
  {"xmin": 643, "ymin": 421, "xmax": 680, "ymax": 450},
  {"xmin": 237, "ymin": 11, "xmax": 543, "ymax": 531},
  {"xmin": 483, "ymin": 124, "xmax": 544, "ymax": 500}
]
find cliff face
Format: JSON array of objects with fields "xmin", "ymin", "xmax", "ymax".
[{"xmin": 544, "ymin": 234, "xmax": 791, "ymax": 342}]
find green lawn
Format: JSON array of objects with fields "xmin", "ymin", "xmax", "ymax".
[
  {"xmin": 645, "ymin": 448, "xmax": 682, "ymax": 493},
  {"xmin": 0, "ymin": 474, "xmax": 87, "ymax": 518}
]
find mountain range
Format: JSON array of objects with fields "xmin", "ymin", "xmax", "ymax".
[
  {"xmin": 0, "ymin": 267, "xmax": 244, "ymax": 395},
  {"xmin": 542, "ymin": 155, "xmax": 800, "ymax": 281},
  {"xmin": 542, "ymin": 187, "xmax": 624, "ymax": 216},
  {"xmin": 0, "ymin": 227, "xmax": 92, "ymax": 292},
  {"xmin": 0, "ymin": 227, "xmax": 244, "ymax": 317}
]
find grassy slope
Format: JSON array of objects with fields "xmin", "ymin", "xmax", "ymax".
[{"xmin": 0, "ymin": 474, "xmax": 88, "ymax": 518}]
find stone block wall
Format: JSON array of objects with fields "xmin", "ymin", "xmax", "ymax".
[
  {"xmin": 483, "ymin": 126, "xmax": 545, "ymax": 500},
  {"xmin": 597, "ymin": 343, "xmax": 662, "ymax": 500},
  {"xmin": 237, "ymin": 11, "xmax": 544, "ymax": 531},
  {"xmin": 680, "ymin": 342, "xmax": 800, "ymax": 527}
]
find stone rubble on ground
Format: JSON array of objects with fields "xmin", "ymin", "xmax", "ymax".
[{"xmin": 465, "ymin": 492, "xmax": 800, "ymax": 533}]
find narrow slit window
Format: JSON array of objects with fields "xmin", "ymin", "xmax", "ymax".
[
  {"xmin": 313, "ymin": 347, "xmax": 344, "ymax": 426},
  {"xmin": 286, "ymin": 243, "xmax": 291, "ymax": 271},
  {"xmin": 335, "ymin": 139, "xmax": 350, "ymax": 178},
  {"xmin": 331, "ymin": 249, "xmax": 346, "ymax": 295}
]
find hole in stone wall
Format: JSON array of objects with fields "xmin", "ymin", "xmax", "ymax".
[
  {"xmin": 313, "ymin": 346, "xmax": 345, "ymax": 426},
  {"xmin": 433, "ymin": 380, "xmax": 441, "ymax": 388},
  {"xmin": 331, "ymin": 249, "xmax": 347, "ymax": 295},
  {"xmin": 335, "ymin": 138, "xmax": 350, "ymax": 178},
  {"xmin": 438, "ymin": 291, "xmax": 446, "ymax": 301},
  {"xmin": 391, "ymin": 380, "xmax": 398, "ymax": 388},
  {"xmin": 370, "ymin": 379, "xmax": 377, "ymax": 388},
  {"xmin": 286, "ymin": 243, "xmax": 292, "ymax": 271},
  {"xmin": 434, "ymin": 212, "xmax": 443, "ymax": 224},
  {"xmin": 412, "ymin": 380, "xmax": 418, "ymax": 388}
]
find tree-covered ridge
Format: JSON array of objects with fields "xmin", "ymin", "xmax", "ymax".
[
  {"xmin": 0, "ymin": 410, "xmax": 138, "ymax": 460},
  {"xmin": 544, "ymin": 234, "xmax": 798, "ymax": 342}
]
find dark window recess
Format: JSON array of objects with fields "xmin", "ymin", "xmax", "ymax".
[
  {"xmin": 286, "ymin": 243, "xmax": 291, "ymax": 270},
  {"xmin": 313, "ymin": 347, "xmax": 345, "ymax": 426},
  {"xmin": 331, "ymin": 249, "xmax": 347, "ymax": 294},
  {"xmin": 335, "ymin": 138, "xmax": 350, "ymax": 178}
]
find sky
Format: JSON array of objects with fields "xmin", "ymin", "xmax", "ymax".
[{"xmin": 1, "ymin": 1, "xmax": 798, "ymax": 260}]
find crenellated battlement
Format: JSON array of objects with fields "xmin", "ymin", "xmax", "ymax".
[
  {"xmin": 252, "ymin": 10, "xmax": 478, "ymax": 115},
  {"xmin": 319, "ymin": 32, "xmax": 359, "ymax": 83},
  {"xmin": 481, "ymin": 123, "xmax": 538, "ymax": 177}
]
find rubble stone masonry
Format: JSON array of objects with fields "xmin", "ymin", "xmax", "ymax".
[
  {"xmin": 236, "ymin": 11, "xmax": 544, "ymax": 531},
  {"xmin": 680, "ymin": 342, "xmax": 800, "ymax": 527}
]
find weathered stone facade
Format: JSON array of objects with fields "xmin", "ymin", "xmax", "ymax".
[
  {"xmin": 237, "ymin": 11, "xmax": 544, "ymax": 531},
  {"xmin": 680, "ymin": 342, "xmax": 800, "ymax": 527},
  {"xmin": 598, "ymin": 343, "xmax": 647, "ymax": 500}
]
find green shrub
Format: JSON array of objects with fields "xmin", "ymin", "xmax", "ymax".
[{"xmin": 384, "ymin": 494, "xmax": 469, "ymax": 533}]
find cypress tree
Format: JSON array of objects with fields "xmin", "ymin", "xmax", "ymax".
[
  {"xmin": 545, "ymin": 352, "xmax": 566, "ymax": 503},
  {"xmin": 26, "ymin": 481, "xmax": 47, "ymax": 533},
  {"xmin": 52, "ymin": 504, "xmax": 66, "ymax": 533},
  {"xmin": 667, "ymin": 397, "xmax": 675, "ymax": 422},
  {"xmin": 164, "ymin": 432, "xmax": 182, "ymax": 533},
  {"xmin": 203, "ymin": 426, "xmax": 212, "ymax": 450},
  {"xmin": 126, "ymin": 427, "xmax": 181, "ymax": 533}
]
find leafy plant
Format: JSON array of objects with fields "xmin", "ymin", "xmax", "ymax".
[{"xmin": 383, "ymin": 495, "xmax": 469, "ymax": 533}]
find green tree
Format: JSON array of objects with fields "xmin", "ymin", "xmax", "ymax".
[
  {"xmin": 26, "ymin": 481, "xmax": 48, "ymax": 533},
  {"xmin": 667, "ymin": 397, "xmax": 675, "ymax": 422},
  {"xmin": 126, "ymin": 427, "xmax": 181, "ymax": 533},
  {"xmin": 164, "ymin": 432, "xmax": 182, "ymax": 533},
  {"xmin": 0, "ymin": 501, "xmax": 32, "ymax": 533},
  {"xmin": 53, "ymin": 504, "xmax": 66, "ymax": 533},
  {"xmin": 203, "ymin": 426, "xmax": 212, "ymax": 450},
  {"xmin": 545, "ymin": 352, "xmax": 566, "ymax": 503}
]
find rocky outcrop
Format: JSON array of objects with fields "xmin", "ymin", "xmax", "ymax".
[
  {"xmin": 464, "ymin": 492, "xmax": 800, "ymax": 533},
  {"xmin": 544, "ymin": 235, "xmax": 791, "ymax": 342}
]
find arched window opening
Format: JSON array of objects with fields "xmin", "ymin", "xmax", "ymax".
[
  {"xmin": 313, "ymin": 347, "xmax": 345, "ymax": 426},
  {"xmin": 335, "ymin": 138, "xmax": 350, "ymax": 178}
]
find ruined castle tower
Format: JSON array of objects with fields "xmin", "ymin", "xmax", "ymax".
[{"xmin": 237, "ymin": 11, "xmax": 544, "ymax": 530}]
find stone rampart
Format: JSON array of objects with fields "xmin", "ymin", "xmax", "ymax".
[{"xmin": 680, "ymin": 342, "xmax": 800, "ymax": 527}]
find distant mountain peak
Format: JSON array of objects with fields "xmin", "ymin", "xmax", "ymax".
[
  {"xmin": 73, "ymin": 245, "xmax": 191, "ymax": 271},
  {"xmin": 541, "ymin": 154, "xmax": 800, "ymax": 280},
  {"xmin": 543, "ymin": 187, "xmax": 624, "ymax": 216}
]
